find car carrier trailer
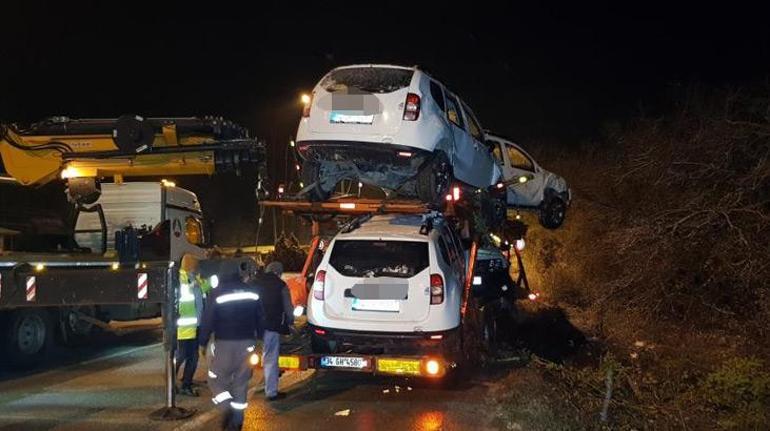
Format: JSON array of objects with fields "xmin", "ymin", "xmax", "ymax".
[{"xmin": 256, "ymin": 190, "xmax": 528, "ymax": 381}]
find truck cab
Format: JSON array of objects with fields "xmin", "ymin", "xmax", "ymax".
[{"xmin": 1, "ymin": 181, "xmax": 208, "ymax": 366}]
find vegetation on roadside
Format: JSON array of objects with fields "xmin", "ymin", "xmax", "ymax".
[{"xmin": 499, "ymin": 86, "xmax": 770, "ymax": 429}]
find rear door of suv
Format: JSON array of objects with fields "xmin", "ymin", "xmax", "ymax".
[
  {"xmin": 307, "ymin": 66, "xmax": 415, "ymax": 138},
  {"xmin": 321, "ymin": 238, "xmax": 432, "ymax": 324}
]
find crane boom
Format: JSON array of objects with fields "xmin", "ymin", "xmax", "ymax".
[{"xmin": 1, "ymin": 115, "xmax": 265, "ymax": 186}]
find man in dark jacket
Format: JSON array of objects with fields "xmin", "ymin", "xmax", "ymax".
[
  {"xmin": 254, "ymin": 261, "xmax": 294, "ymax": 401},
  {"xmin": 199, "ymin": 260, "xmax": 263, "ymax": 431}
]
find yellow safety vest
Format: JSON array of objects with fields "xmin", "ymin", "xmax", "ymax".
[{"xmin": 177, "ymin": 269, "xmax": 198, "ymax": 340}]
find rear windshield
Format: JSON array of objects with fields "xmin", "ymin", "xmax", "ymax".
[
  {"xmin": 321, "ymin": 68, "xmax": 414, "ymax": 94},
  {"xmin": 329, "ymin": 240, "xmax": 428, "ymax": 278}
]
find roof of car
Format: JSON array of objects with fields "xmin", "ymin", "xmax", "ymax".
[
  {"xmin": 332, "ymin": 64, "xmax": 417, "ymax": 72},
  {"xmin": 335, "ymin": 214, "xmax": 434, "ymax": 241}
]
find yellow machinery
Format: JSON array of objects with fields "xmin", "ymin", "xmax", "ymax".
[{"xmin": 1, "ymin": 115, "xmax": 265, "ymax": 203}]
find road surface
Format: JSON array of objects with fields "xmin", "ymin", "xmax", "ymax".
[{"xmin": 0, "ymin": 330, "xmax": 505, "ymax": 431}]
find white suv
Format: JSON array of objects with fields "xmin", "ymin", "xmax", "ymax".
[
  {"xmin": 486, "ymin": 132, "xmax": 571, "ymax": 229},
  {"xmin": 307, "ymin": 214, "xmax": 467, "ymax": 358},
  {"xmin": 296, "ymin": 64, "xmax": 500, "ymax": 203}
]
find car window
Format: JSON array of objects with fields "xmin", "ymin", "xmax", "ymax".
[
  {"xmin": 489, "ymin": 140, "xmax": 504, "ymax": 164},
  {"xmin": 329, "ymin": 240, "xmax": 429, "ymax": 278},
  {"xmin": 440, "ymin": 227, "xmax": 458, "ymax": 263},
  {"xmin": 462, "ymin": 102, "xmax": 483, "ymax": 141},
  {"xmin": 429, "ymin": 81, "xmax": 445, "ymax": 112},
  {"xmin": 320, "ymin": 67, "xmax": 414, "ymax": 94},
  {"xmin": 507, "ymin": 145, "xmax": 535, "ymax": 171},
  {"xmin": 445, "ymin": 94, "xmax": 465, "ymax": 129},
  {"xmin": 437, "ymin": 237, "xmax": 451, "ymax": 265}
]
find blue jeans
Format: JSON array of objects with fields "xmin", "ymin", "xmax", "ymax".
[
  {"xmin": 176, "ymin": 337, "xmax": 199, "ymax": 387},
  {"xmin": 263, "ymin": 330, "xmax": 280, "ymax": 397}
]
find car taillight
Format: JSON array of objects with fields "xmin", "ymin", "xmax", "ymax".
[
  {"xmin": 430, "ymin": 274, "xmax": 444, "ymax": 305},
  {"xmin": 313, "ymin": 270, "xmax": 326, "ymax": 300},
  {"xmin": 403, "ymin": 93, "xmax": 420, "ymax": 121},
  {"xmin": 302, "ymin": 94, "xmax": 313, "ymax": 118}
]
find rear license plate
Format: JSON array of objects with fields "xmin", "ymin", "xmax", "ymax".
[
  {"xmin": 278, "ymin": 356, "xmax": 300, "ymax": 369},
  {"xmin": 376, "ymin": 358, "xmax": 422, "ymax": 376},
  {"xmin": 320, "ymin": 356, "xmax": 369, "ymax": 369},
  {"xmin": 330, "ymin": 112, "xmax": 374, "ymax": 124},
  {"xmin": 352, "ymin": 298, "xmax": 400, "ymax": 312}
]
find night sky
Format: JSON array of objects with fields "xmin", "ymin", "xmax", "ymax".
[{"xmin": 2, "ymin": 2, "xmax": 769, "ymax": 245}]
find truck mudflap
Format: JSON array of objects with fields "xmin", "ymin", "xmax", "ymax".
[
  {"xmin": 252, "ymin": 351, "xmax": 454, "ymax": 379},
  {"xmin": 0, "ymin": 262, "xmax": 170, "ymax": 308}
]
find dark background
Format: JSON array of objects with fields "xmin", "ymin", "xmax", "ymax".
[{"xmin": 1, "ymin": 2, "xmax": 769, "ymax": 246}]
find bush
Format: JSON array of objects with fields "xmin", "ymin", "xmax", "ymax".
[{"xmin": 700, "ymin": 356, "xmax": 770, "ymax": 429}]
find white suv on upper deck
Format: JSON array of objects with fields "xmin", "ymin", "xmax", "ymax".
[
  {"xmin": 296, "ymin": 64, "xmax": 500, "ymax": 203},
  {"xmin": 307, "ymin": 214, "xmax": 468, "ymax": 358}
]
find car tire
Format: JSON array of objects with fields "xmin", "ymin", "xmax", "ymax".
[
  {"xmin": 4, "ymin": 309, "xmax": 53, "ymax": 368},
  {"xmin": 415, "ymin": 152, "xmax": 452, "ymax": 205},
  {"xmin": 538, "ymin": 193, "xmax": 567, "ymax": 229},
  {"xmin": 301, "ymin": 159, "xmax": 332, "ymax": 202},
  {"xmin": 59, "ymin": 306, "xmax": 96, "ymax": 346}
]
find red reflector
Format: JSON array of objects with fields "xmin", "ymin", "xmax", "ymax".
[
  {"xmin": 314, "ymin": 328, "xmax": 326, "ymax": 335},
  {"xmin": 396, "ymin": 151, "xmax": 413, "ymax": 158},
  {"xmin": 430, "ymin": 334, "xmax": 443, "ymax": 340},
  {"xmin": 403, "ymin": 93, "xmax": 421, "ymax": 121}
]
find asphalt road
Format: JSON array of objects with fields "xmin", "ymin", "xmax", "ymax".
[{"xmin": 0, "ymin": 331, "xmax": 503, "ymax": 431}]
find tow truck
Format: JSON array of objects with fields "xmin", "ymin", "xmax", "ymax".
[
  {"xmin": 257, "ymin": 184, "xmax": 530, "ymax": 381},
  {"xmin": 0, "ymin": 115, "xmax": 265, "ymax": 367}
]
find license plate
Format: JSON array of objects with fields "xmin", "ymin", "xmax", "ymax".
[
  {"xmin": 330, "ymin": 112, "xmax": 374, "ymax": 124},
  {"xmin": 278, "ymin": 355, "xmax": 300, "ymax": 369},
  {"xmin": 376, "ymin": 358, "xmax": 422, "ymax": 376},
  {"xmin": 352, "ymin": 298, "xmax": 400, "ymax": 312},
  {"xmin": 320, "ymin": 356, "xmax": 369, "ymax": 369}
]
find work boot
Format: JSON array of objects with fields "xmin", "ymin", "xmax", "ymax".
[
  {"xmin": 178, "ymin": 385, "xmax": 199, "ymax": 397},
  {"xmin": 266, "ymin": 392, "xmax": 287, "ymax": 401}
]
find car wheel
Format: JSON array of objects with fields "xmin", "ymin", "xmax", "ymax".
[
  {"xmin": 416, "ymin": 152, "xmax": 452, "ymax": 205},
  {"xmin": 4, "ymin": 309, "xmax": 52, "ymax": 368},
  {"xmin": 538, "ymin": 193, "xmax": 567, "ymax": 229},
  {"xmin": 301, "ymin": 159, "xmax": 332, "ymax": 202}
]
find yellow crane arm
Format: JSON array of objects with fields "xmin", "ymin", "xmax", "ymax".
[{"xmin": 1, "ymin": 115, "xmax": 265, "ymax": 187}]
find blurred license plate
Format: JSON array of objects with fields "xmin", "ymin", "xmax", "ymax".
[
  {"xmin": 330, "ymin": 112, "xmax": 374, "ymax": 124},
  {"xmin": 352, "ymin": 298, "xmax": 400, "ymax": 312},
  {"xmin": 320, "ymin": 356, "xmax": 369, "ymax": 369}
]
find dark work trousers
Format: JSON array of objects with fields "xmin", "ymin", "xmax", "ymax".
[
  {"xmin": 176, "ymin": 336, "xmax": 199, "ymax": 388},
  {"xmin": 207, "ymin": 338, "xmax": 256, "ymax": 430}
]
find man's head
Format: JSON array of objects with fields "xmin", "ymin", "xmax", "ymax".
[{"xmin": 265, "ymin": 261, "xmax": 283, "ymax": 278}]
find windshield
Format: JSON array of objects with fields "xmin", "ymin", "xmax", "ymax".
[
  {"xmin": 329, "ymin": 240, "xmax": 428, "ymax": 278},
  {"xmin": 320, "ymin": 67, "xmax": 414, "ymax": 94}
]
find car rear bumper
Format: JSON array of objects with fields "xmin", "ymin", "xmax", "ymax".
[
  {"xmin": 296, "ymin": 140, "xmax": 431, "ymax": 189},
  {"xmin": 309, "ymin": 323, "xmax": 460, "ymax": 355}
]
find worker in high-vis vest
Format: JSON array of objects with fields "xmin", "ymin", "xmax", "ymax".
[{"xmin": 176, "ymin": 255, "xmax": 212, "ymax": 397}]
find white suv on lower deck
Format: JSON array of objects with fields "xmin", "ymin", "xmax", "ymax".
[
  {"xmin": 296, "ymin": 64, "xmax": 500, "ymax": 203},
  {"xmin": 307, "ymin": 214, "xmax": 468, "ymax": 358}
]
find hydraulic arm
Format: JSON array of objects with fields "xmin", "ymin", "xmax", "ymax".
[{"xmin": 1, "ymin": 115, "xmax": 265, "ymax": 203}]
